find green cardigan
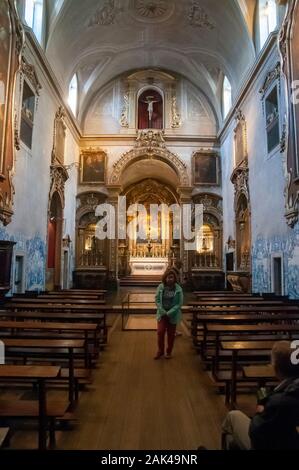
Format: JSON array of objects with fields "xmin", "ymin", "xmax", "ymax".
[{"xmin": 155, "ymin": 283, "xmax": 184, "ymax": 325}]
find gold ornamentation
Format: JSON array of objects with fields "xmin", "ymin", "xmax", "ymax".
[{"xmin": 110, "ymin": 131, "xmax": 189, "ymax": 186}]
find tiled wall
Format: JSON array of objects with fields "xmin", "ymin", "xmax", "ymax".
[
  {"xmin": 252, "ymin": 223, "xmax": 299, "ymax": 298},
  {"xmin": 0, "ymin": 227, "xmax": 46, "ymax": 291}
]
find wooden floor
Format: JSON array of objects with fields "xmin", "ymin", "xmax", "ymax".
[{"xmin": 9, "ymin": 317, "xmax": 227, "ymax": 450}]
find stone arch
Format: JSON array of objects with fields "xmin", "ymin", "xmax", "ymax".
[{"xmin": 109, "ymin": 146, "xmax": 189, "ymax": 187}]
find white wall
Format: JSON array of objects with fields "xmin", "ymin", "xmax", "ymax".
[
  {"xmin": 0, "ymin": 39, "xmax": 80, "ymax": 292},
  {"xmin": 220, "ymin": 43, "xmax": 299, "ymax": 297}
]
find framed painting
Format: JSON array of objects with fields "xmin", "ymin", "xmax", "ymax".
[
  {"xmin": 192, "ymin": 152, "xmax": 220, "ymax": 186},
  {"xmin": 80, "ymin": 150, "xmax": 107, "ymax": 184}
]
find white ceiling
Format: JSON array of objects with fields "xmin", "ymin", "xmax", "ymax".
[{"xmin": 45, "ymin": 0, "xmax": 256, "ymax": 123}]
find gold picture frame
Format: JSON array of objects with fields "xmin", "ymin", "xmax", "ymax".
[{"xmin": 80, "ymin": 149, "xmax": 107, "ymax": 184}]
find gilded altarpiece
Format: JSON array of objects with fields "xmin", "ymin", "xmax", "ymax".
[
  {"xmin": 74, "ymin": 192, "xmax": 108, "ymax": 289},
  {"xmin": 0, "ymin": 0, "xmax": 24, "ymax": 225}
]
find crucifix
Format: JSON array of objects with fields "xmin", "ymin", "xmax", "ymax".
[{"xmin": 142, "ymin": 95, "xmax": 160, "ymax": 126}]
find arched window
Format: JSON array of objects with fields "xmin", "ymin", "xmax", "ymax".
[
  {"xmin": 25, "ymin": 0, "xmax": 44, "ymax": 44},
  {"xmin": 223, "ymin": 76, "xmax": 232, "ymax": 119},
  {"xmin": 258, "ymin": 0, "xmax": 277, "ymax": 49},
  {"xmin": 68, "ymin": 74, "xmax": 78, "ymax": 116}
]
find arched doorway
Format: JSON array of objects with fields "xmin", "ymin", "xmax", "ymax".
[
  {"xmin": 119, "ymin": 178, "xmax": 179, "ymax": 278},
  {"xmin": 46, "ymin": 191, "xmax": 63, "ymax": 290}
]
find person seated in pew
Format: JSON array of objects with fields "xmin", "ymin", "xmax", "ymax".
[{"xmin": 222, "ymin": 341, "xmax": 299, "ymax": 450}]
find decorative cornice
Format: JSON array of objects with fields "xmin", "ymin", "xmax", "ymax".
[
  {"xmin": 259, "ymin": 61, "xmax": 281, "ymax": 99},
  {"xmin": 21, "ymin": 56, "xmax": 42, "ymax": 95}
]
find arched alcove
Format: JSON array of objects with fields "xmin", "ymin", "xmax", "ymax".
[
  {"xmin": 138, "ymin": 88, "xmax": 163, "ymax": 129},
  {"xmin": 47, "ymin": 191, "xmax": 63, "ymax": 290}
]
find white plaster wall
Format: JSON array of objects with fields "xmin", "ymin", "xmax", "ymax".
[
  {"xmin": 220, "ymin": 43, "xmax": 299, "ymax": 297},
  {"xmin": 0, "ymin": 42, "xmax": 80, "ymax": 291}
]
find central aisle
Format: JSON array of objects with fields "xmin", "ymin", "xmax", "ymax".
[{"xmin": 60, "ymin": 318, "xmax": 226, "ymax": 450}]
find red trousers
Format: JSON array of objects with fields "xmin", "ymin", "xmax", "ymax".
[{"xmin": 157, "ymin": 315, "xmax": 176, "ymax": 355}]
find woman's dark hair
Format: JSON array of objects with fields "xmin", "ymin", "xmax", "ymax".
[{"xmin": 162, "ymin": 268, "xmax": 178, "ymax": 285}]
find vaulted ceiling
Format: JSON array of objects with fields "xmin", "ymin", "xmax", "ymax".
[{"xmin": 45, "ymin": 0, "xmax": 257, "ymax": 123}]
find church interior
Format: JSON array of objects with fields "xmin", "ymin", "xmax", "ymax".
[{"xmin": 0, "ymin": 0, "xmax": 299, "ymax": 453}]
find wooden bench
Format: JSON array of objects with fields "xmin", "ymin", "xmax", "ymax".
[
  {"xmin": 0, "ymin": 400, "xmax": 68, "ymax": 449},
  {"xmin": 0, "ymin": 427, "xmax": 10, "ymax": 448},
  {"xmin": 1, "ymin": 339, "xmax": 85, "ymax": 408},
  {"xmin": 5, "ymin": 298, "xmax": 105, "ymax": 305},
  {"xmin": 0, "ymin": 311, "xmax": 107, "ymax": 343},
  {"xmin": 0, "ymin": 365, "xmax": 62, "ymax": 449},
  {"xmin": 221, "ymin": 340, "xmax": 276, "ymax": 406}
]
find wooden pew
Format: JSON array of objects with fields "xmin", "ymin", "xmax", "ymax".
[
  {"xmin": 221, "ymin": 340, "xmax": 276, "ymax": 406},
  {"xmin": 0, "ymin": 427, "xmax": 10, "ymax": 448},
  {"xmin": 0, "ymin": 365, "xmax": 63, "ymax": 450},
  {"xmin": 5, "ymin": 302, "xmax": 107, "ymax": 314},
  {"xmin": 207, "ymin": 324, "xmax": 299, "ymax": 373},
  {"xmin": 0, "ymin": 320, "xmax": 100, "ymax": 350},
  {"xmin": 0, "ymin": 311, "xmax": 107, "ymax": 343},
  {"xmin": 5, "ymin": 298, "xmax": 105, "ymax": 305},
  {"xmin": 1, "ymin": 339, "xmax": 85, "ymax": 408}
]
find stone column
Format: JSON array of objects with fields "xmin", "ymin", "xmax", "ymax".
[
  {"xmin": 177, "ymin": 187, "xmax": 194, "ymax": 286},
  {"xmin": 106, "ymin": 185, "xmax": 122, "ymax": 288}
]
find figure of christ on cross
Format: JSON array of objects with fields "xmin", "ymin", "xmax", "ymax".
[{"xmin": 141, "ymin": 95, "xmax": 160, "ymax": 126}]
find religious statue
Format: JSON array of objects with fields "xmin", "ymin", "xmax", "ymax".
[{"xmin": 141, "ymin": 95, "xmax": 160, "ymax": 124}]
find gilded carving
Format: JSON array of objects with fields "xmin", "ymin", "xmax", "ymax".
[
  {"xmin": 110, "ymin": 130, "xmax": 189, "ymax": 186},
  {"xmin": 0, "ymin": 0, "xmax": 24, "ymax": 226}
]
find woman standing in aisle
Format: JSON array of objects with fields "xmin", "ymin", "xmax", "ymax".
[{"xmin": 154, "ymin": 268, "xmax": 184, "ymax": 360}]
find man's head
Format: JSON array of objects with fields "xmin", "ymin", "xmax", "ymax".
[{"xmin": 271, "ymin": 341, "xmax": 299, "ymax": 381}]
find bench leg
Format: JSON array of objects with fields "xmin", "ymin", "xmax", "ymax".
[
  {"xmin": 49, "ymin": 418, "xmax": 56, "ymax": 449},
  {"xmin": 75, "ymin": 379, "xmax": 79, "ymax": 402}
]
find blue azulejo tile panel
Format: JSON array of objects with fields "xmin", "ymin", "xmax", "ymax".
[
  {"xmin": 0, "ymin": 227, "xmax": 46, "ymax": 291},
  {"xmin": 252, "ymin": 223, "xmax": 299, "ymax": 299}
]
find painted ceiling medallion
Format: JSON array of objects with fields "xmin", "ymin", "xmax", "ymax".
[{"xmin": 131, "ymin": 0, "xmax": 174, "ymax": 23}]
